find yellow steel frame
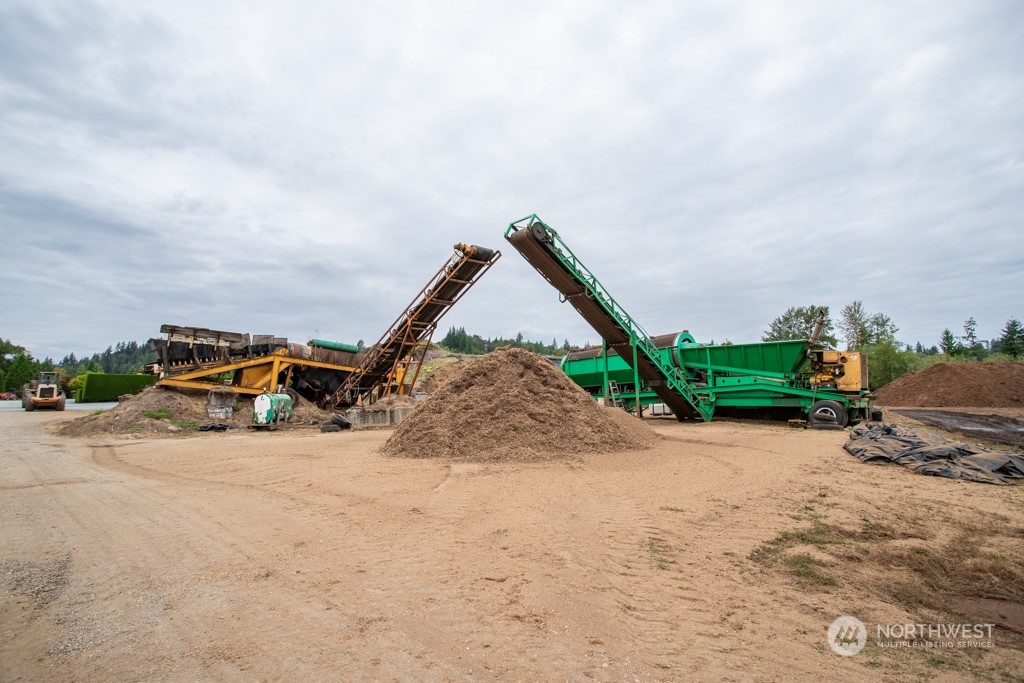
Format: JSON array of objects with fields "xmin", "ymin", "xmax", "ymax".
[{"xmin": 156, "ymin": 349, "xmax": 359, "ymax": 396}]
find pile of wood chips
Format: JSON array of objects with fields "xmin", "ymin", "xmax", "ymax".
[{"xmin": 382, "ymin": 346, "xmax": 658, "ymax": 461}]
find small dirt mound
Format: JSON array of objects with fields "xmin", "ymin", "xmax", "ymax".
[
  {"xmin": 381, "ymin": 347, "xmax": 658, "ymax": 461},
  {"xmin": 57, "ymin": 386, "xmax": 330, "ymax": 437},
  {"xmin": 361, "ymin": 394, "xmax": 419, "ymax": 413},
  {"xmin": 873, "ymin": 362, "xmax": 1024, "ymax": 408}
]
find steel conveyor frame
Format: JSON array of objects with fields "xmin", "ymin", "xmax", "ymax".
[
  {"xmin": 505, "ymin": 215, "xmax": 712, "ymax": 421},
  {"xmin": 328, "ymin": 242, "xmax": 501, "ymax": 408}
]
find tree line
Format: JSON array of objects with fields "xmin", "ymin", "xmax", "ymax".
[
  {"xmin": 438, "ymin": 327, "xmax": 576, "ymax": 357},
  {"xmin": 3, "ymin": 308, "xmax": 1019, "ymax": 394},
  {"xmin": 0, "ymin": 338, "xmax": 156, "ymax": 393},
  {"xmin": 761, "ymin": 303, "xmax": 1021, "ymax": 389}
]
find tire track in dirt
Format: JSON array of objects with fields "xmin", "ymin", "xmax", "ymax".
[
  {"xmin": 33, "ymin": 444, "xmax": 396, "ymax": 679},
  {"xmin": 573, "ymin": 469, "xmax": 708, "ymax": 672}
]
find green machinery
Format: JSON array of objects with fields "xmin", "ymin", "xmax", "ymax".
[{"xmin": 505, "ymin": 215, "xmax": 873, "ymax": 426}]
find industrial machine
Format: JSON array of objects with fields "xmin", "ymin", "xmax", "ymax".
[
  {"xmin": 328, "ymin": 242, "xmax": 500, "ymax": 408},
  {"xmin": 148, "ymin": 242, "xmax": 500, "ymax": 410},
  {"xmin": 22, "ymin": 371, "xmax": 66, "ymax": 412},
  {"xmin": 505, "ymin": 214, "xmax": 873, "ymax": 426},
  {"xmin": 147, "ymin": 325, "xmax": 363, "ymax": 406}
]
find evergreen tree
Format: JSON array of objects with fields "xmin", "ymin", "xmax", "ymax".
[
  {"xmin": 1000, "ymin": 318, "xmax": 1022, "ymax": 359},
  {"xmin": 5, "ymin": 353, "xmax": 36, "ymax": 391},
  {"xmin": 959, "ymin": 317, "xmax": 985, "ymax": 360},
  {"xmin": 0, "ymin": 338, "xmax": 27, "ymax": 375},
  {"xmin": 939, "ymin": 328, "xmax": 959, "ymax": 356}
]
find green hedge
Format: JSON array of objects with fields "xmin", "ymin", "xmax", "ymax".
[{"xmin": 76, "ymin": 374, "xmax": 157, "ymax": 403}]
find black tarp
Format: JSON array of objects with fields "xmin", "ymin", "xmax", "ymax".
[{"xmin": 844, "ymin": 423, "xmax": 1024, "ymax": 485}]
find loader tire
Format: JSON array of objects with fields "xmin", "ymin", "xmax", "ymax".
[
  {"xmin": 809, "ymin": 400, "xmax": 847, "ymax": 427},
  {"xmin": 56, "ymin": 397, "xmax": 66, "ymax": 411}
]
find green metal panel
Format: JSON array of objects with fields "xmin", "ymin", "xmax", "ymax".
[
  {"xmin": 561, "ymin": 339, "xmax": 871, "ymax": 417},
  {"xmin": 675, "ymin": 339, "xmax": 809, "ymax": 375}
]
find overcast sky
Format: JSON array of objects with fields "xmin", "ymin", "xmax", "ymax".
[{"xmin": 2, "ymin": 0, "xmax": 1021, "ymax": 361}]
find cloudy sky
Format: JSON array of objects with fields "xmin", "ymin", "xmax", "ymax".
[{"xmin": 2, "ymin": 0, "xmax": 1021, "ymax": 361}]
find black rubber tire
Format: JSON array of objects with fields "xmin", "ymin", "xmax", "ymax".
[
  {"xmin": 809, "ymin": 400, "xmax": 848, "ymax": 427},
  {"xmin": 871, "ymin": 408, "xmax": 884, "ymax": 422},
  {"xmin": 320, "ymin": 423, "xmax": 342, "ymax": 433},
  {"xmin": 24, "ymin": 399, "xmax": 36, "ymax": 412},
  {"xmin": 330, "ymin": 412, "xmax": 351, "ymax": 428},
  {"xmin": 56, "ymin": 397, "xmax": 66, "ymax": 411},
  {"xmin": 284, "ymin": 388, "xmax": 300, "ymax": 406}
]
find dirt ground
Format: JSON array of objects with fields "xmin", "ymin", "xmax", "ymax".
[{"xmin": 2, "ymin": 410, "xmax": 1023, "ymax": 682}]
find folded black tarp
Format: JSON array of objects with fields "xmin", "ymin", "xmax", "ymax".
[{"xmin": 844, "ymin": 423, "xmax": 1024, "ymax": 485}]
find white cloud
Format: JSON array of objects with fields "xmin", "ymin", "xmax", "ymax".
[{"xmin": 1, "ymin": 0, "xmax": 1021, "ymax": 359}]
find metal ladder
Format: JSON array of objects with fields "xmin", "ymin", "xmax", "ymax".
[{"xmin": 607, "ymin": 380, "xmax": 624, "ymax": 408}]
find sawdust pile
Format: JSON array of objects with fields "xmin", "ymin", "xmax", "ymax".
[
  {"xmin": 57, "ymin": 386, "xmax": 330, "ymax": 438},
  {"xmin": 415, "ymin": 357, "xmax": 466, "ymax": 394},
  {"xmin": 382, "ymin": 347, "xmax": 658, "ymax": 461},
  {"xmin": 873, "ymin": 362, "xmax": 1024, "ymax": 408}
]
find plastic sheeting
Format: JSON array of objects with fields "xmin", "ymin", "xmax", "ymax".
[{"xmin": 844, "ymin": 423, "xmax": 1024, "ymax": 485}]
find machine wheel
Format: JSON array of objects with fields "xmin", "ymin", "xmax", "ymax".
[
  {"xmin": 24, "ymin": 400, "xmax": 36, "ymax": 412},
  {"xmin": 56, "ymin": 397, "xmax": 66, "ymax": 411},
  {"xmin": 330, "ymin": 412, "xmax": 352, "ymax": 429},
  {"xmin": 284, "ymin": 388, "xmax": 300, "ymax": 406},
  {"xmin": 809, "ymin": 400, "xmax": 848, "ymax": 427},
  {"xmin": 320, "ymin": 423, "xmax": 342, "ymax": 433}
]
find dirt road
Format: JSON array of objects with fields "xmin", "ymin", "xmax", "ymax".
[{"xmin": 2, "ymin": 411, "xmax": 1022, "ymax": 682}]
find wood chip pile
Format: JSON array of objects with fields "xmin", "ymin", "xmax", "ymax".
[{"xmin": 382, "ymin": 346, "xmax": 658, "ymax": 461}]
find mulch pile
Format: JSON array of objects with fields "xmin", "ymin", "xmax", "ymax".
[
  {"xmin": 415, "ymin": 357, "xmax": 466, "ymax": 394},
  {"xmin": 873, "ymin": 362, "xmax": 1024, "ymax": 408},
  {"xmin": 57, "ymin": 385, "xmax": 330, "ymax": 437},
  {"xmin": 381, "ymin": 346, "xmax": 659, "ymax": 461}
]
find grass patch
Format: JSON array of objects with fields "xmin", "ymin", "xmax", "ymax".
[
  {"xmin": 751, "ymin": 499, "xmax": 1024, "ymax": 657},
  {"xmin": 170, "ymin": 420, "xmax": 199, "ymax": 430},
  {"xmin": 142, "ymin": 408, "xmax": 172, "ymax": 420},
  {"xmin": 646, "ymin": 536, "xmax": 674, "ymax": 570},
  {"xmin": 783, "ymin": 553, "xmax": 838, "ymax": 586},
  {"xmin": 748, "ymin": 519, "xmax": 848, "ymax": 565}
]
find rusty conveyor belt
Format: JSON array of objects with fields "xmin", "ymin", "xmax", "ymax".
[
  {"xmin": 328, "ymin": 243, "xmax": 501, "ymax": 408},
  {"xmin": 507, "ymin": 228, "xmax": 700, "ymax": 419}
]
